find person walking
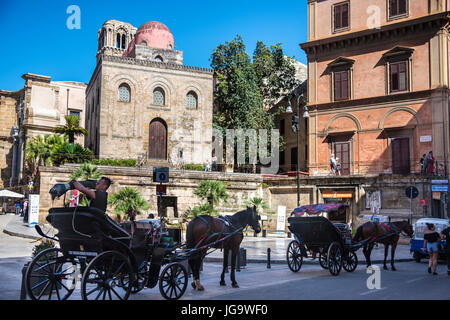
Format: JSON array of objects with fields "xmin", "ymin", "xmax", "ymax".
[
  {"xmin": 426, "ymin": 151, "xmax": 435, "ymax": 174},
  {"xmin": 423, "ymin": 223, "xmax": 440, "ymax": 275},
  {"xmin": 330, "ymin": 154, "xmax": 337, "ymax": 175},
  {"xmin": 420, "ymin": 154, "xmax": 427, "ymax": 173},
  {"xmin": 441, "ymin": 224, "xmax": 450, "ymax": 276}
]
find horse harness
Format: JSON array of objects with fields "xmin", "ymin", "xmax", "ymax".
[{"xmin": 194, "ymin": 215, "xmax": 243, "ymax": 250}]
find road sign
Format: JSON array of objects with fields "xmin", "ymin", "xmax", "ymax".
[
  {"xmin": 432, "ymin": 184, "xmax": 448, "ymax": 192},
  {"xmin": 419, "ymin": 199, "xmax": 427, "ymax": 206},
  {"xmin": 432, "ymin": 180, "xmax": 449, "ymax": 184},
  {"xmin": 405, "ymin": 186, "xmax": 419, "ymax": 199}
]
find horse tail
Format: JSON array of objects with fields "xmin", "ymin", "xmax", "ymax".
[{"xmin": 353, "ymin": 225, "xmax": 364, "ymax": 243}]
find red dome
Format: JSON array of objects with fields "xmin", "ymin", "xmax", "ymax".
[{"xmin": 135, "ymin": 21, "xmax": 174, "ymax": 49}]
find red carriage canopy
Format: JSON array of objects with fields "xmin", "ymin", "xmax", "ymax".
[{"xmin": 290, "ymin": 203, "xmax": 345, "ymax": 217}]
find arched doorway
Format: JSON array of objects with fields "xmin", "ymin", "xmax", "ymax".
[{"xmin": 149, "ymin": 118, "xmax": 167, "ymax": 160}]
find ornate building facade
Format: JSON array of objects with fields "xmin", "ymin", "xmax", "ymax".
[{"xmin": 86, "ymin": 20, "xmax": 213, "ymax": 165}]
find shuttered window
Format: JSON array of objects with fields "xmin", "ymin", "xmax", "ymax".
[
  {"xmin": 334, "ymin": 2, "xmax": 349, "ymax": 31},
  {"xmin": 389, "ymin": 0, "xmax": 408, "ymax": 18},
  {"xmin": 390, "ymin": 61, "xmax": 408, "ymax": 93},
  {"xmin": 334, "ymin": 70, "xmax": 350, "ymax": 101}
]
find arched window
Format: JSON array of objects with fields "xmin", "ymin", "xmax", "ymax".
[
  {"xmin": 155, "ymin": 55, "xmax": 164, "ymax": 63},
  {"xmin": 118, "ymin": 83, "xmax": 131, "ymax": 102},
  {"xmin": 121, "ymin": 34, "xmax": 127, "ymax": 49},
  {"xmin": 186, "ymin": 91, "xmax": 198, "ymax": 109},
  {"xmin": 116, "ymin": 34, "xmax": 121, "ymax": 48},
  {"xmin": 153, "ymin": 88, "xmax": 165, "ymax": 106},
  {"xmin": 140, "ymin": 40, "xmax": 148, "ymax": 46}
]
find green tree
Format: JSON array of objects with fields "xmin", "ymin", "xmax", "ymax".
[
  {"xmin": 211, "ymin": 35, "xmax": 272, "ymax": 132},
  {"xmin": 244, "ymin": 197, "xmax": 269, "ymax": 214},
  {"xmin": 25, "ymin": 134, "xmax": 67, "ymax": 177},
  {"xmin": 50, "ymin": 143, "xmax": 93, "ymax": 166},
  {"xmin": 108, "ymin": 187, "xmax": 150, "ymax": 222},
  {"xmin": 70, "ymin": 163, "xmax": 103, "ymax": 181},
  {"xmin": 53, "ymin": 115, "xmax": 89, "ymax": 144},
  {"xmin": 193, "ymin": 180, "xmax": 229, "ymax": 208},
  {"xmin": 185, "ymin": 204, "xmax": 218, "ymax": 218}
]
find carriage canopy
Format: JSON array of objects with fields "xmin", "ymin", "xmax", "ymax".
[{"xmin": 290, "ymin": 203, "xmax": 345, "ymax": 217}]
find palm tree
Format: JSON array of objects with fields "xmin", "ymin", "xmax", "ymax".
[
  {"xmin": 185, "ymin": 204, "xmax": 218, "ymax": 219},
  {"xmin": 70, "ymin": 163, "xmax": 103, "ymax": 181},
  {"xmin": 108, "ymin": 187, "xmax": 150, "ymax": 222},
  {"xmin": 50, "ymin": 143, "xmax": 94, "ymax": 166},
  {"xmin": 193, "ymin": 180, "xmax": 229, "ymax": 208},
  {"xmin": 25, "ymin": 134, "xmax": 67, "ymax": 177},
  {"xmin": 53, "ymin": 115, "xmax": 89, "ymax": 144},
  {"xmin": 244, "ymin": 197, "xmax": 269, "ymax": 214}
]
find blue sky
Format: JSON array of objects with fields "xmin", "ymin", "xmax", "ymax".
[{"xmin": 0, "ymin": 0, "xmax": 308, "ymax": 91}]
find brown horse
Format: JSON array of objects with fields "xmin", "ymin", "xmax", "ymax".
[
  {"xmin": 186, "ymin": 207, "xmax": 261, "ymax": 290},
  {"xmin": 353, "ymin": 220, "xmax": 414, "ymax": 271}
]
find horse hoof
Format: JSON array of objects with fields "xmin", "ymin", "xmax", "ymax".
[
  {"xmin": 232, "ymin": 283, "xmax": 239, "ymax": 289},
  {"xmin": 383, "ymin": 266, "xmax": 388, "ymax": 270},
  {"xmin": 392, "ymin": 267, "xmax": 396, "ymax": 271},
  {"xmin": 220, "ymin": 281, "xmax": 226, "ymax": 286},
  {"xmin": 191, "ymin": 282, "xmax": 197, "ymax": 290}
]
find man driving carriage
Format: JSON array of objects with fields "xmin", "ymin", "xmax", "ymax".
[{"xmin": 71, "ymin": 177, "xmax": 112, "ymax": 212}]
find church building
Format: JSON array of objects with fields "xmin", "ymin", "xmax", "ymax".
[{"xmin": 85, "ymin": 20, "xmax": 214, "ymax": 165}]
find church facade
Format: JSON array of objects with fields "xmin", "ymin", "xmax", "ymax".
[{"xmin": 86, "ymin": 20, "xmax": 214, "ymax": 165}]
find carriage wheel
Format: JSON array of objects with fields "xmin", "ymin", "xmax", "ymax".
[
  {"xmin": 342, "ymin": 250, "xmax": 358, "ymax": 273},
  {"xmin": 286, "ymin": 240, "xmax": 303, "ymax": 273},
  {"xmin": 319, "ymin": 252, "xmax": 328, "ymax": 270},
  {"xmin": 25, "ymin": 248, "xmax": 77, "ymax": 301},
  {"xmin": 81, "ymin": 251, "xmax": 133, "ymax": 300},
  {"xmin": 159, "ymin": 263, "xmax": 188, "ymax": 300},
  {"xmin": 327, "ymin": 242, "xmax": 343, "ymax": 276},
  {"xmin": 119, "ymin": 261, "xmax": 149, "ymax": 294}
]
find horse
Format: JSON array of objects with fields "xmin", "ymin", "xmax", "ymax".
[
  {"xmin": 353, "ymin": 220, "xmax": 414, "ymax": 271},
  {"xmin": 186, "ymin": 206, "xmax": 261, "ymax": 290}
]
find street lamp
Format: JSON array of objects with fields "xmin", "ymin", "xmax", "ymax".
[{"xmin": 287, "ymin": 97, "xmax": 309, "ymax": 208}]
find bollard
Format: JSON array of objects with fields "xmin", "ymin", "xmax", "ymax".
[
  {"xmin": 267, "ymin": 248, "xmax": 271, "ymax": 269},
  {"xmin": 20, "ymin": 262, "xmax": 29, "ymax": 300}
]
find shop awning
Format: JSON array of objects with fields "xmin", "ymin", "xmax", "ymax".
[{"xmin": 0, "ymin": 190, "xmax": 24, "ymax": 198}]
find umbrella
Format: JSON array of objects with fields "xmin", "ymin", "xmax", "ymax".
[{"xmin": 0, "ymin": 190, "xmax": 24, "ymax": 198}]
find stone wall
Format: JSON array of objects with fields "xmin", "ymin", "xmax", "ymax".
[
  {"xmin": 0, "ymin": 93, "xmax": 18, "ymax": 188},
  {"xmin": 37, "ymin": 165, "xmax": 262, "ymax": 225}
]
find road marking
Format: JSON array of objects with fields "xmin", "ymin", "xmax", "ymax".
[
  {"xmin": 405, "ymin": 277, "xmax": 425, "ymax": 284},
  {"xmin": 360, "ymin": 287, "xmax": 387, "ymax": 296}
]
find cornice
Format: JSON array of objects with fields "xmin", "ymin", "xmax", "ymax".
[{"xmin": 301, "ymin": 12, "xmax": 450, "ymax": 55}]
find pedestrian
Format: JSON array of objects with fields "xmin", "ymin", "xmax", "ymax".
[
  {"xmin": 22, "ymin": 200, "xmax": 28, "ymax": 218},
  {"xmin": 212, "ymin": 156, "xmax": 217, "ymax": 172},
  {"xmin": 420, "ymin": 154, "xmax": 427, "ymax": 173},
  {"xmin": 426, "ymin": 151, "xmax": 435, "ymax": 174},
  {"xmin": 335, "ymin": 157, "xmax": 341, "ymax": 176},
  {"xmin": 15, "ymin": 201, "xmax": 20, "ymax": 215},
  {"xmin": 205, "ymin": 160, "xmax": 211, "ymax": 172},
  {"xmin": 330, "ymin": 154, "xmax": 337, "ymax": 175},
  {"xmin": 441, "ymin": 223, "xmax": 450, "ymax": 276},
  {"xmin": 423, "ymin": 223, "xmax": 440, "ymax": 275}
]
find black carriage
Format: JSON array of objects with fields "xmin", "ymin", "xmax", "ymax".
[
  {"xmin": 286, "ymin": 204, "xmax": 358, "ymax": 276},
  {"xmin": 25, "ymin": 207, "xmax": 188, "ymax": 300}
]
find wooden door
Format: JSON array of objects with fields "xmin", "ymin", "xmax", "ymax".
[
  {"xmin": 334, "ymin": 142, "xmax": 350, "ymax": 175},
  {"xmin": 149, "ymin": 120, "xmax": 167, "ymax": 160},
  {"xmin": 392, "ymin": 137, "xmax": 410, "ymax": 174}
]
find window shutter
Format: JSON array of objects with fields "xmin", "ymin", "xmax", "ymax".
[
  {"xmin": 341, "ymin": 4, "xmax": 349, "ymax": 28},
  {"xmin": 334, "ymin": 72, "xmax": 342, "ymax": 100},
  {"xmin": 334, "ymin": 5, "xmax": 341, "ymax": 30}
]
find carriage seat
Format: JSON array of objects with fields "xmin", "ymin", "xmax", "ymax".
[{"xmin": 47, "ymin": 207, "xmax": 131, "ymax": 240}]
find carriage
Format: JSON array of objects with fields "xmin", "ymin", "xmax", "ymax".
[
  {"xmin": 286, "ymin": 204, "xmax": 360, "ymax": 276},
  {"xmin": 25, "ymin": 206, "xmax": 189, "ymax": 300}
]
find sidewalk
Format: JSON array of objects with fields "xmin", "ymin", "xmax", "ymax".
[{"xmin": 2, "ymin": 214, "xmax": 414, "ymax": 264}]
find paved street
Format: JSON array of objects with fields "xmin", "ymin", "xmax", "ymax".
[{"xmin": 0, "ymin": 215, "xmax": 449, "ymax": 301}]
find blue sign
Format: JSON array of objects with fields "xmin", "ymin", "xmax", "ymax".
[{"xmin": 432, "ymin": 184, "xmax": 448, "ymax": 192}]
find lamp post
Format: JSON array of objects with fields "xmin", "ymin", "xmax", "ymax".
[
  {"xmin": 10, "ymin": 126, "xmax": 20, "ymax": 187},
  {"xmin": 286, "ymin": 96, "xmax": 309, "ymax": 207}
]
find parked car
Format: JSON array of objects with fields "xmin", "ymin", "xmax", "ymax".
[{"xmin": 410, "ymin": 218, "xmax": 449, "ymax": 263}]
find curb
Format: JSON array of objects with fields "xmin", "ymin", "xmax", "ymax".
[
  {"xmin": 3, "ymin": 228, "xmax": 41, "ymax": 241},
  {"xmin": 204, "ymin": 257, "xmax": 415, "ymax": 265}
]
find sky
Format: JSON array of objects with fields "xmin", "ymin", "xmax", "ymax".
[{"xmin": 0, "ymin": 0, "xmax": 308, "ymax": 91}]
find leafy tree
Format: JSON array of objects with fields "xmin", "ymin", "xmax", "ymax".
[
  {"xmin": 193, "ymin": 180, "xmax": 229, "ymax": 209},
  {"xmin": 108, "ymin": 187, "xmax": 150, "ymax": 222},
  {"xmin": 185, "ymin": 204, "xmax": 218, "ymax": 218},
  {"xmin": 53, "ymin": 115, "xmax": 89, "ymax": 144},
  {"xmin": 244, "ymin": 197, "xmax": 269, "ymax": 214},
  {"xmin": 50, "ymin": 143, "xmax": 94, "ymax": 166},
  {"xmin": 70, "ymin": 163, "xmax": 103, "ymax": 181},
  {"xmin": 25, "ymin": 134, "xmax": 67, "ymax": 178},
  {"xmin": 253, "ymin": 41, "xmax": 299, "ymax": 108}
]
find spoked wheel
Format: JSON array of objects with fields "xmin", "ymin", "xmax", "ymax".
[
  {"xmin": 342, "ymin": 250, "xmax": 358, "ymax": 272},
  {"xmin": 319, "ymin": 251, "xmax": 328, "ymax": 270},
  {"xmin": 327, "ymin": 242, "xmax": 343, "ymax": 276},
  {"xmin": 159, "ymin": 263, "xmax": 188, "ymax": 300},
  {"xmin": 81, "ymin": 251, "xmax": 133, "ymax": 300},
  {"xmin": 25, "ymin": 248, "xmax": 77, "ymax": 300},
  {"xmin": 286, "ymin": 240, "xmax": 303, "ymax": 273}
]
